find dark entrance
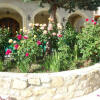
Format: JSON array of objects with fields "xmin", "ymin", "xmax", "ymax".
[{"xmin": 0, "ymin": 17, "xmax": 20, "ymax": 36}]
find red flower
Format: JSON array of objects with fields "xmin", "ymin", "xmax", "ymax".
[
  {"xmin": 25, "ymin": 53, "xmax": 29, "ymax": 57},
  {"xmin": 91, "ymin": 19, "xmax": 94, "ymax": 22},
  {"xmin": 14, "ymin": 44, "xmax": 19, "ymax": 50},
  {"xmin": 85, "ymin": 18, "xmax": 89, "ymax": 22},
  {"xmin": 17, "ymin": 34, "xmax": 22, "ymax": 40},
  {"xmin": 94, "ymin": 22, "xmax": 97, "ymax": 25},
  {"xmin": 23, "ymin": 36, "xmax": 28, "ymax": 39},
  {"xmin": 37, "ymin": 40, "xmax": 42, "ymax": 45},
  {"xmin": 57, "ymin": 34, "xmax": 62, "ymax": 37},
  {"xmin": 5, "ymin": 49, "xmax": 12, "ymax": 55}
]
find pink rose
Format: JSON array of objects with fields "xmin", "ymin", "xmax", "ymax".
[
  {"xmin": 85, "ymin": 18, "xmax": 89, "ymax": 22},
  {"xmin": 17, "ymin": 34, "xmax": 22, "ymax": 40},
  {"xmin": 23, "ymin": 36, "xmax": 28, "ymax": 39},
  {"xmin": 48, "ymin": 24, "xmax": 53, "ymax": 31},
  {"xmin": 25, "ymin": 53, "xmax": 29, "ymax": 57},
  {"xmin": 37, "ymin": 40, "xmax": 42, "ymax": 45},
  {"xmin": 57, "ymin": 34, "xmax": 62, "ymax": 37},
  {"xmin": 5, "ymin": 49, "xmax": 12, "ymax": 55},
  {"xmin": 14, "ymin": 44, "xmax": 19, "ymax": 50}
]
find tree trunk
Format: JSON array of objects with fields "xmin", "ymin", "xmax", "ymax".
[
  {"xmin": 45, "ymin": 6, "xmax": 57, "ymax": 56},
  {"xmin": 49, "ymin": 5, "xmax": 57, "ymax": 23}
]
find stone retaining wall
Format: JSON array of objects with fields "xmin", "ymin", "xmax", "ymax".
[{"xmin": 0, "ymin": 63, "xmax": 100, "ymax": 100}]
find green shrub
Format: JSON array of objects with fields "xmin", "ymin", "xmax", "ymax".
[
  {"xmin": 0, "ymin": 28, "xmax": 12, "ymax": 61},
  {"xmin": 77, "ymin": 19, "xmax": 100, "ymax": 63},
  {"xmin": 0, "ymin": 60, "xmax": 3, "ymax": 71}
]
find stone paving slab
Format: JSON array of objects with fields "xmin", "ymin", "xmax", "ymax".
[{"xmin": 71, "ymin": 88, "xmax": 100, "ymax": 100}]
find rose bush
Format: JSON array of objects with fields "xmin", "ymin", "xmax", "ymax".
[
  {"xmin": 6, "ymin": 18, "xmax": 63, "ymax": 72},
  {"xmin": 2, "ymin": 17, "xmax": 100, "ymax": 72}
]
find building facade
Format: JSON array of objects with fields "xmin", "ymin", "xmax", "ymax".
[{"xmin": 0, "ymin": 0, "xmax": 99, "ymax": 33}]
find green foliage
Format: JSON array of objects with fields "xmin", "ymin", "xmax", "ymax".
[
  {"xmin": 2, "ymin": 19, "xmax": 100, "ymax": 73},
  {"xmin": 42, "ymin": 51, "xmax": 61, "ymax": 72},
  {"xmin": 42, "ymin": 22, "xmax": 80, "ymax": 72},
  {"xmin": 6, "ymin": 22, "xmax": 63, "ymax": 72},
  {"xmin": 16, "ymin": 35, "xmax": 41, "ymax": 72},
  {"xmin": 0, "ymin": 60, "xmax": 3, "ymax": 71},
  {"xmin": 0, "ymin": 28, "xmax": 12, "ymax": 60},
  {"xmin": 77, "ymin": 20, "xmax": 100, "ymax": 63}
]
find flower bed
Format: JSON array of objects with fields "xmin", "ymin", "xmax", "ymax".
[
  {"xmin": 0, "ymin": 18, "xmax": 100, "ymax": 73},
  {"xmin": 0, "ymin": 63, "xmax": 100, "ymax": 100}
]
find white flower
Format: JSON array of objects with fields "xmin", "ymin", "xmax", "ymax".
[
  {"xmin": 43, "ymin": 30, "xmax": 48, "ymax": 35},
  {"xmin": 57, "ymin": 23, "xmax": 62, "ymax": 30},
  {"xmin": 35, "ymin": 23, "xmax": 39, "ymax": 27},
  {"xmin": 43, "ymin": 24, "xmax": 47, "ymax": 27},
  {"xmin": 40, "ymin": 26, "xmax": 45, "ymax": 30},
  {"xmin": 13, "ymin": 41, "xmax": 17, "ymax": 44},
  {"xmin": 52, "ymin": 32, "xmax": 56, "ymax": 36},
  {"xmin": 29, "ymin": 23, "xmax": 33, "ymax": 27}
]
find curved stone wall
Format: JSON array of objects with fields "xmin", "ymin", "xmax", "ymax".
[{"xmin": 0, "ymin": 63, "xmax": 100, "ymax": 100}]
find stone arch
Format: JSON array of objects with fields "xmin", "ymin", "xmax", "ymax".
[
  {"xmin": 0, "ymin": 3, "xmax": 27, "ymax": 28},
  {"xmin": 67, "ymin": 10, "xmax": 88, "ymax": 32},
  {"xmin": 32, "ymin": 7, "xmax": 61, "ymax": 24},
  {"xmin": 66, "ymin": 10, "xmax": 88, "ymax": 21},
  {"xmin": 0, "ymin": 13, "xmax": 22, "ymax": 29}
]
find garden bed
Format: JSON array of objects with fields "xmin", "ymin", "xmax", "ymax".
[
  {"xmin": 0, "ymin": 18, "xmax": 100, "ymax": 73},
  {"xmin": 0, "ymin": 63, "xmax": 100, "ymax": 100}
]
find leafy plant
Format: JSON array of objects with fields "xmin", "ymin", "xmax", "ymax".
[
  {"xmin": 0, "ymin": 60, "xmax": 3, "ymax": 71},
  {"xmin": 0, "ymin": 28, "xmax": 12, "ymax": 61},
  {"xmin": 77, "ymin": 19, "xmax": 100, "ymax": 63}
]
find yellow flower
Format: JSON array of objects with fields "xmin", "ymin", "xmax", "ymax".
[
  {"xmin": 40, "ymin": 24, "xmax": 43, "ymax": 27},
  {"xmin": 8, "ymin": 39, "xmax": 13, "ymax": 43},
  {"xmin": 20, "ymin": 29, "xmax": 23, "ymax": 32},
  {"xmin": 34, "ymin": 35, "xmax": 37, "ymax": 38}
]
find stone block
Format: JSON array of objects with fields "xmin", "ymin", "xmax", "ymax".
[
  {"xmin": 51, "ymin": 77, "xmax": 64, "ymax": 88},
  {"xmin": 12, "ymin": 79, "xmax": 27, "ymax": 89}
]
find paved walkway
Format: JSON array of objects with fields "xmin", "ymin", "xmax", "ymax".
[{"xmin": 71, "ymin": 88, "xmax": 100, "ymax": 100}]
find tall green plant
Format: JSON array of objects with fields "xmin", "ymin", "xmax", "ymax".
[
  {"xmin": 0, "ymin": 28, "xmax": 11, "ymax": 61},
  {"xmin": 77, "ymin": 19, "xmax": 100, "ymax": 63}
]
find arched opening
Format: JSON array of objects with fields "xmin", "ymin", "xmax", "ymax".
[
  {"xmin": 34, "ymin": 11, "xmax": 57, "ymax": 24},
  {"xmin": 68, "ymin": 14, "xmax": 84, "ymax": 32},
  {"xmin": 0, "ymin": 7, "xmax": 23, "ymax": 36},
  {"xmin": 0, "ymin": 17, "xmax": 20, "ymax": 36}
]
